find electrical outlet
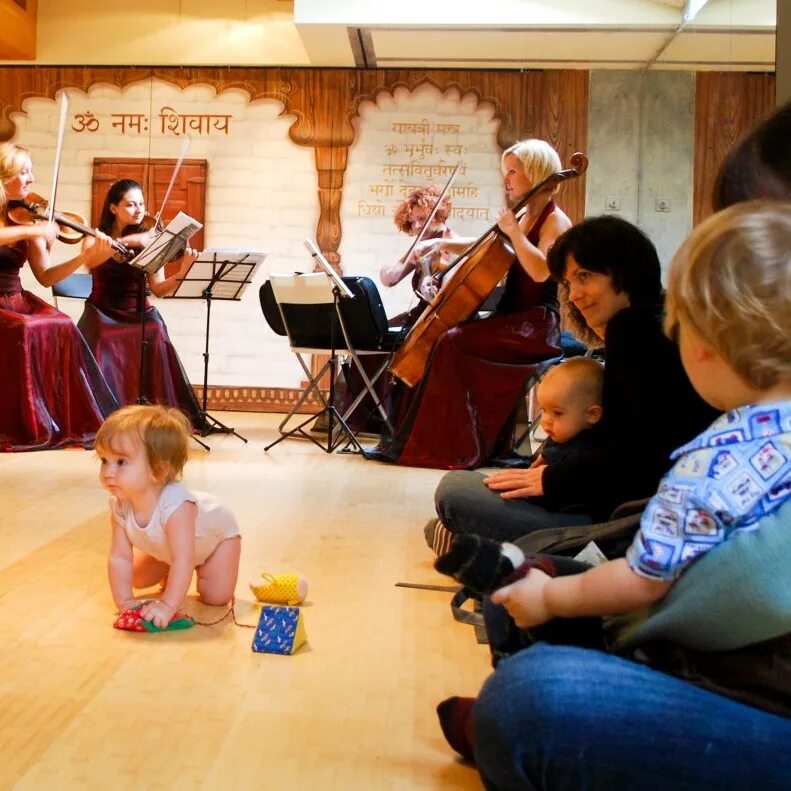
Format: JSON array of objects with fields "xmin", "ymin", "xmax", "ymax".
[
  {"xmin": 655, "ymin": 197, "xmax": 671, "ymax": 212},
  {"xmin": 605, "ymin": 195, "xmax": 621, "ymax": 211}
]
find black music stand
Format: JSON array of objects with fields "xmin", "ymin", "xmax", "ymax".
[
  {"xmin": 128, "ymin": 212, "xmax": 209, "ymax": 450},
  {"xmin": 170, "ymin": 248, "xmax": 266, "ymax": 443}
]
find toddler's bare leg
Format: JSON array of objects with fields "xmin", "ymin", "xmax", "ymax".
[
  {"xmin": 132, "ymin": 552, "xmax": 170, "ymax": 590},
  {"xmin": 196, "ymin": 537, "xmax": 241, "ymax": 605}
]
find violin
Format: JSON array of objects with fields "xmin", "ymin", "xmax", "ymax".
[
  {"xmin": 7, "ymin": 192, "xmax": 131, "ymax": 258},
  {"xmin": 411, "ymin": 227, "xmax": 448, "ymax": 301}
]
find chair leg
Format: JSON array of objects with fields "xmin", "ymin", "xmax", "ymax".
[{"xmin": 339, "ymin": 353, "xmax": 394, "ymax": 436}]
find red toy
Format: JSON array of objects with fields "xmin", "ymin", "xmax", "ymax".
[{"xmin": 113, "ymin": 603, "xmax": 194, "ymax": 633}]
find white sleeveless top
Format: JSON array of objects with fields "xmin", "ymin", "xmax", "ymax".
[{"xmin": 110, "ymin": 482, "xmax": 240, "ymax": 565}]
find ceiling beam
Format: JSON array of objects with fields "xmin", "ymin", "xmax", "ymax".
[{"xmin": 0, "ymin": 0, "xmax": 37, "ymax": 59}]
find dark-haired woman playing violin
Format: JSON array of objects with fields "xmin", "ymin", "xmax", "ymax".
[
  {"xmin": 0, "ymin": 142, "xmax": 118, "ymax": 451},
  {"xmin": 77, "ymin": 179, "xmax": 206, "ymax": 430},
  {"xmin": 368, "ymin": 139, "xmax": 571, "ymax": 469}
]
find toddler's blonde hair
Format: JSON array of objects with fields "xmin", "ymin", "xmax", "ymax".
[
  {"xmin": 501, "ymin": 139, "xmax": 562, "ymax": 196},
  {"xmin": 95, "ymin": 404, "xmax": 191, "ymax": 483},
  {"xmin": 665, "ymin": 200, "xmax": 791, "ymax": 391}
]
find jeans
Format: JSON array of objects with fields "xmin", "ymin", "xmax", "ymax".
[
  {"xmin": 435, "ymin": 470, "xmax": 592, "ymax": 542},
  {"xmin": 473, "ymin": 642, "xmax": 791, "ymax": 791}
]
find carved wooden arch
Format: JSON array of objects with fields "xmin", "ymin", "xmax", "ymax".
[
  {"xmin": 0, "ymin": 66, "xmax": 588, "ymax": 269},
  {"xmin": 0, "ymin": 67, "xmax": 296, "ymax": 139},
  {"xmin": 277, "ymin": 68, "xmax": 588, "ymax": 270},
  {"xmin": 349, "ymin": 75, "xmax": 511, "ymax": 146}
]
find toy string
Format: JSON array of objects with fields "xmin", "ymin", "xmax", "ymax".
[{"xmin": 192, "ymin": 596, "xmax": 257, "ymax": 629}]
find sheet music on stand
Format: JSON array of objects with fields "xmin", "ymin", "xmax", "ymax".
[
  {"xmin": 128, "ymin": 212, "xmax": 203, "ymax": 275},
  {"xmin": 170, "ymin": 248, "xmax": 267, "ymax": 300}
]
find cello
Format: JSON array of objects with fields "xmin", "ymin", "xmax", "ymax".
[{"xmin": 389, "ymin": 152, "xmax": 588, "ymax": 387}]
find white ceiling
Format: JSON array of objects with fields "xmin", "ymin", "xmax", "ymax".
[
  {"xmin": 295, "ymin": 0, "xmax": 776, "ymax": 71},
  {"xmin": 13, "ymin": 0, "xmax": 777, "ymax": 71}
]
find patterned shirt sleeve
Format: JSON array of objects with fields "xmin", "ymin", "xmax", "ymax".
[{"xmin": 626, "ymin": 484, "xmax": 725, "ymax": 581}]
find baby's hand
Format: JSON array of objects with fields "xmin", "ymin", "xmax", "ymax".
[
  {"xmin": 139, "ymin": 599, "xmax": 175, "ymax": 629},
  {"xmin": 491, "ymin": 568, "xmax": 553, "ymax": 628}
]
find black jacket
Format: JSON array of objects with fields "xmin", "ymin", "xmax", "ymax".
[{"xmin": 541, "ymin": 304, "xmax": 719, "ymax": 520}]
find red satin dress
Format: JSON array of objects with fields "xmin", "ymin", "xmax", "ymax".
[
  {"xmin": 371, "ymin": 201, "xmax": 562, "ymax": 469},
  {"xmin": 0, "ymin": 241, "xmax": 118, "ymax": 451},
  {"xmin": 77, "ymin": 257, "xmax": 205, "ymax": 429}
]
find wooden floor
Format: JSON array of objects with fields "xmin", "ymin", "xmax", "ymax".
[{"xmin": 0, "ymin": 413, "xmax": 491, "ymax": 790}]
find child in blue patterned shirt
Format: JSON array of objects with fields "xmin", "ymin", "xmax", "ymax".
[{"xmin": 485, "ymin": 199, "xmax": 791, "ymax": 629}]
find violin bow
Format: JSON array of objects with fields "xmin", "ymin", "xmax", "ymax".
[
  {"xmin": 47, "ymin": 92, "xmax": 70, "ymax": 225},
  {"xmin": 153, "ymin": 135, "xmax": 191, "ymax": 229}
]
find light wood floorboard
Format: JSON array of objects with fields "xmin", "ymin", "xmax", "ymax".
[{"xmin": 0, "ymin": 413, "xmax": 490, "ymax": 790}]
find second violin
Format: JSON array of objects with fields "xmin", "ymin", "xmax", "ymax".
[{"xmin": 7, "ymin": 192, "xmax": 131, "ymax": 258}]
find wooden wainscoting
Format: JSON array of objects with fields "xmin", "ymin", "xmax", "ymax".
[{"xmin": 195, "ymin": 385, "xmax": 323, "ymax": 413}]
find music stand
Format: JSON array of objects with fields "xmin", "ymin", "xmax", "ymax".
[
  {"xmin": 128, "ymin": 212, "xmax": 209, "ymax": 450},
  {"xmin": 170, "ymin": 248, "xmax": 266, "ymax": 443},
  {"xmin": 298, "ymin": 240, "xmax": 362, "ymax": 455}
]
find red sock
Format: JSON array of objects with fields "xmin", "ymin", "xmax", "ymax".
[{"xmin": 436, "ymin": 696, "xmax": 476, "ymax": 762}]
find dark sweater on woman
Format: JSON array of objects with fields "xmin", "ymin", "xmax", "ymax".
[{"xmin": 541, "ymin": 304, "xmax": 719, "ymax": 521}]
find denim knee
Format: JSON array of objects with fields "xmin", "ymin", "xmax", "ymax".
[{"xmin": 434, "ymin": 470, "xmax": 487, "ymax": 528}]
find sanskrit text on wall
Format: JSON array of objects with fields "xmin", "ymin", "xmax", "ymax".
[{"xmin": 72, "ymin": 107, "xmax": 232, "ymax": 136}]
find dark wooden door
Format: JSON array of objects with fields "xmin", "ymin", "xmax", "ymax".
[{"xmin": 91, "ymin": 158, "xmax": 207, "ymax": 255}]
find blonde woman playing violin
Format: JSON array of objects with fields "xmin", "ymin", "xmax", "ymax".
[{"xmin": 0, "ymin": 142, "xmax": 118, "ymax": 450}]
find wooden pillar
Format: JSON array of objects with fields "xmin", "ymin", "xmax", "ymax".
[
  {"xmin": 777, "ymin": 0, "xmax": 791, "ymax": 105},
  {"xmin": 314, "ymin": 146, "xmax": 348, "ymax": 270}
]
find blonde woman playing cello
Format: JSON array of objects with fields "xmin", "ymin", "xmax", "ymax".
[{"xmin": 367, "ymin": 139, "xmax": 571, "ymax": 469}]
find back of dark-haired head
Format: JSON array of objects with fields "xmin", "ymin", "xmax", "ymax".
[
  {"xmin": 547, "ymin": 215, "xmax": 662, "ymax": 307},
  {"xmin": 98, "ymin": 179, "xmax": 143, "ymax": 235},
  {"xmin": 712, "ymin": 100, "xmax": 791, "ymax": 210}
]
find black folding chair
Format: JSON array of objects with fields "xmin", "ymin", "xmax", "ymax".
[{"xmin": 259, "ymin": 272, "xmax": 400, "ymax": 454}]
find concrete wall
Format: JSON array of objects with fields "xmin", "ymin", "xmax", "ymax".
[{"xmin": 587, "ymin": 69, "xmax": 695, "ymax": 274}]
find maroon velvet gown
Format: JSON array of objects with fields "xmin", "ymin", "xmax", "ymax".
[
  {"xmin": 0, "ymin": 241, "xmax": 118, "ymax": 451},
  {"xmin": 77, "ymin": 257, "xmax": 205, "ymax": 429},
  {"xmin": 371, "ymin": 201, "xmax": 562, "ymax": 469}
]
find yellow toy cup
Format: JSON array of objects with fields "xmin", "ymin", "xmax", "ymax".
[{"xmin": 250, "ymin": 573, "xmax": 308, "ymax": 606}]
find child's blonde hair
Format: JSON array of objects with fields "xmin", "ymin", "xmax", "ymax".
[
  {"xmin": 501, "ymin": 139, "xmax": 562, "ymax": 196},
  {"xmin": 665, "ymin": 200, "xmax": 791, "ymax": 391},
  {"xmin": 542, "ymin": 356, "xmax": 604, "ymax": 407},
  {"xmin": 95, "ymin": 404, "xmax": 191, "ymax": 483}
]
